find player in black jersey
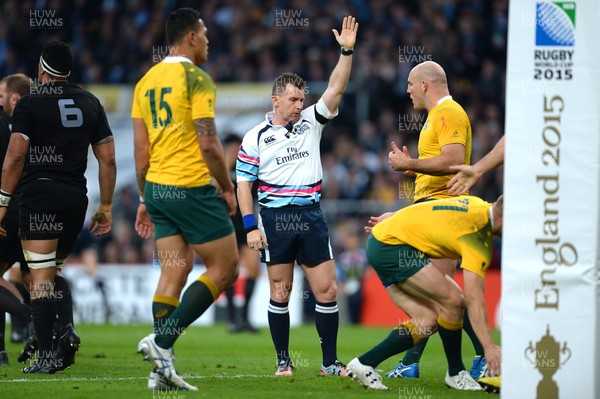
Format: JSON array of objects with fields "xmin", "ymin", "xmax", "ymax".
[
  {"xmin": 0, "ymin": 73, "xmax": 31, "ymax": 366},
  {"xmin": 0, "ymin": 42, "xmax": 117, "ymax": 374}
]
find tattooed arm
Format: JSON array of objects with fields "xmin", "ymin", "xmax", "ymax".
[
  {"xmin": 194, "ymin": 118, "xmax": 236, "ymax": 215},
  {"xmin": 194, "ymin": 118, "xmax": 234, "ymax": 193},
  {"xmin": 92, "ymin": 135, "xmax": 116, "ymax": 208},
  {"xmin": 91, "ymin": 135, "xmax": 116, "ymax": 235},
  {"xmin": 132, "ymin": 117, "xmax": 153, "ymax": 238},
  {"xmin": 133, "ymin": 118, "xmax": 150, "ymax": 196}
]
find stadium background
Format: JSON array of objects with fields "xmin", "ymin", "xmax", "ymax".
[{"xmin": 0, "ymin": 0, "xmax": 506, "ymax": 326}]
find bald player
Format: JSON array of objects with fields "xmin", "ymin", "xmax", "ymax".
[
  {"xmin": 390, "ymin": 61, "xmax": 470, "ymax": 200},
  {"xmin": 381, "ymin": 61, "xmax": 486, "ymax": 379}
]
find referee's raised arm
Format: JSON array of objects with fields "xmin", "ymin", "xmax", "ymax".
[{"xmin": 321, "ymin": 16, "xmax": 358, "ymax": 114}]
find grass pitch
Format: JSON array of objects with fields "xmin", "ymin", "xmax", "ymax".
[{"xmin": 0, "ymin": 324, "xmax": 499, "ymax": 398}]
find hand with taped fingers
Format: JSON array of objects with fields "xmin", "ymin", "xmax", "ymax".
[
  {"xmin": 90, "ymin": 205, "xmax": 113, "ymax": 236},
  {"xmin": 247, "ymin": 228, "xmax": 268, "ymax": 251}
]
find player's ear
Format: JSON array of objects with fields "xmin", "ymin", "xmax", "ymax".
[
  {"xmin": 186, "ymin": 29, "xmax": 196, "ymax": 46},
  {"xmin": 10, "ymin": 93, "xmax": 18, "ymax": 108}
]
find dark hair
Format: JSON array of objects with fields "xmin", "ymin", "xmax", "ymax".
[
  {"xmin": 166, "ymin": 8, "xmax": 202, "ymax": 45},
  {"xmin": 40, "ymin": 41, "xmax": 72, "ymax": 77},
  {"xmin": 224, "ymin": 134, "xmax": 242, "ymax": 145},
  {"xmin": 0, "ymin": 73, "xmax": 30, "ymax": 97},
  {"xmin": 272, "ymin": 72, "xmax": 306, "ymax": 96}
]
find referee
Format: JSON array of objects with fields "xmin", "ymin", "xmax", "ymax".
[{"xmin": 0, "ymin": 42, "xmax": 116, "ymax": 374}]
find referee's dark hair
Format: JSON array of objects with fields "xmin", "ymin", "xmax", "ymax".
[
  {"xmin": 272, "ymin": 73, "xmax": 306, "ymax": 96},
  {"xmin": 166, "ymin": 8, "xmax": 202, "ymax": 45},
  {"xmin": 0, "ymin": 73, "xmax": 30, "ymax": 97}
]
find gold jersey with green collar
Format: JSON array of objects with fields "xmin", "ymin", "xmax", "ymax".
[
  {"xmin": 132, "ymin": 56, "xmax": 215, "ymax": 188},
  {"xmin": 414, "ymin": 97, "xmax": 472, "ymax": 202},
  {"xmin": 372, "ymin": 196, "xmax": 493, "ymax": 279}
]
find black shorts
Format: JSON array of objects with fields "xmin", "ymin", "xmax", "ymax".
[
  {"xmin": 19, "ymin": 179, "xmax": 88, "ymax": 255},
  {"xmin": 0, "ymin": 203, "xmax": 26, "ymax": 268},
  {"xmin": 259, "ymin": 204, "xmax": 333, "ymax": 266},
  {"xmin": 231, "ymin": 208, "xmax": 247, "ymax": 247}
]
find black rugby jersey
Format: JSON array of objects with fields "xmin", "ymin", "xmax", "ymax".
[{"xmin": 10, "ymin": 82, "xmax": 112, "ymax": 188}]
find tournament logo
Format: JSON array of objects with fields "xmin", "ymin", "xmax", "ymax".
[
  {"xmin": 294, "ymin": 120, "xmax": 311, "ymax": 135},
  {"xmin": 535, "ymin": 2, "xmax": 576, "ymax": 47},
  {"xmin": 524, "ymin": 325, "xmax": 571, "ymax": 399},
  {"xmin": 285, "ymin": 120, "xmax": 311, "ymax": 138},
  {"xmin": 533, "ymin": 2, "xmax": 576, "ymax": 80}
]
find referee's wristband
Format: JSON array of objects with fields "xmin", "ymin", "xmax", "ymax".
[
  {"xmin": 341, "ymin": 47, "xmax": 354, "ymax": 56},
  {"xmin": 0, "ymin": 190, "xmax": 12, "ymax": 207},
  {"xmin": 243, "ymin": 214, "xmax": 257, "ymax": 231}
]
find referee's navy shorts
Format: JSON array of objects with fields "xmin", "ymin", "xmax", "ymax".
[{"xmin": 258, "ymin": 204, "xmax": 333, "ymax": 266}]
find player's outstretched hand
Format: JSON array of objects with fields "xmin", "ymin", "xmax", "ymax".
[
  {"xmin": 332, "ymin": 16, "xmax": 358, "ymax": 49},
  {"xmin": 90, "ymin": 207, "xmax": 113, "ymax": 236},
  {"xmin": 247, "ymin": 229, "xmax": 268, "ymax": 251},
  {"xmin": 364, "ymin": 212, "xmax": 395, "ymax": 234},
  {"xmin": 135, "ymin": 203, "xmax": 154, "ymax": 239},
  {"xmin": 447, "ymin": 164, "xmax": 481, "ymax": 196}
]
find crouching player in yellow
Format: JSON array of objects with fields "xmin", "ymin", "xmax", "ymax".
[{"xmin": 347, "ymin": 196, "xmax": 502, "ymax": 391}]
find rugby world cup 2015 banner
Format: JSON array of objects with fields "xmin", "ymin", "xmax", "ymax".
[{"xmin": 504, "ymin": 1, "xmax": 600, "ymax": 398}]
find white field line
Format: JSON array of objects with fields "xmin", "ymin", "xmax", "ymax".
[{"xmin": 1, "ymin": 374, "xmax": 277, "ymax": 383}]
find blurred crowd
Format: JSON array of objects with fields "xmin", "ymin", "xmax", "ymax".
[{"xmin": 0, "ymin": 0, "xmax": 506, "ymax": 270}]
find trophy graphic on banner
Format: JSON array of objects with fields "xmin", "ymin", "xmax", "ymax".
[{"xmin": 524, "ymin": 325, "xmax": 571, "ymax": 399}]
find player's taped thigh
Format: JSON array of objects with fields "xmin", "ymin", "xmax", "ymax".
[{"xmin": 23, "ymin": 249, "xmax": 56, "ymax": 269}]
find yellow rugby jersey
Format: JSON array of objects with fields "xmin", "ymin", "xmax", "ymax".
[
  {"xmin": 132, "ymin": 56, "xmax": 215, "ymax": 187},
  {"xmin": 413, "ymin": 97, "xmax": 472, "ymax": 202},
  {"xmin": 372, "ymin": 196, "xmax": 493, "ymax": 279}
]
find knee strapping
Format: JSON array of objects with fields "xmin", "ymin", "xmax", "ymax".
[{"xmin": 23, "ymin": 250, "xmax": 56, "ymax": 269}]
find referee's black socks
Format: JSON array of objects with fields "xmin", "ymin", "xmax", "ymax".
[
  {"xmin": 268, "ymin": 299, "xmax": 290, "ymax": 362},
  {"xmin": 315, "ymin": 301, "xmax": 339, "ymax": 366}
]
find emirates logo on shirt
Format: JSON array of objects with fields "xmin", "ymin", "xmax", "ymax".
[{"xmin": 276, "ymin": 146, "xmax": 309, "ymax": 165}]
